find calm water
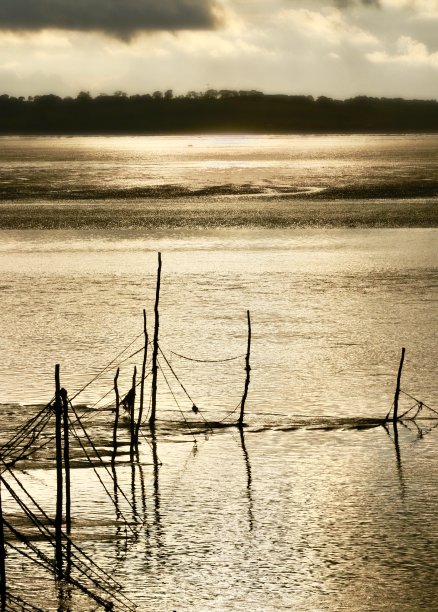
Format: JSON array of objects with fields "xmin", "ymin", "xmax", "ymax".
[{"xmin": 0, "ymin": 135, "xmax": 437, "ymax": 611}]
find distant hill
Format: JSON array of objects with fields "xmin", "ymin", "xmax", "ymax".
[{"xmin": 1, "ymin": 91, "xmax": 437, "ymax": 134}]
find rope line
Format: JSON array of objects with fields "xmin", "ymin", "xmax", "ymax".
[
  {"xmin": 217, "ymin": 399, "xmax": 242, "ymax": 424},
  {"xmin": 98, "ymin": 368, "xmax": 152, "ymax": 413},
  {"xmin": 1, "ymin": 461, "xmax": 130, "ymax": 600},
  {"xmin": 69, "ymin": 399, "xmax": 142, "ymax": 524},
  {"xmin": 4, "ymin": 520, "xmax": 113, "ymax": 610},
  {"xmin": 70, "ymin": 331, "xmax": 144, "ymax": 401},
  {"xmin": 1, "ymin": 409, "xmax": 54, "ymax": 471},
  {"xmin": 6, "ymin": 589, "xmax": 44, "ymax": 612},
  {"xmin": 67, "ymin": 415, "xmax": 138, "ymax": 536},
  {"xmin": 158, "ymin": 347, "xmax": 195, "ymax": 404},
  {"xmin": 169, "ymin": 349, "xmax": 246, "ymax": 363},
  {"xmin": 159, "ymin": 347, "xmax": 236, "ymax": 431},
  {"xmin": 158, "ymin": 347, "xmax": 213, "ymax": 433},
  {"xmin": 400, "ymin": 390, "xmax": 438, "ymax": 416},
  {"xmin": 398, "ymin": 402, "xmax": 421, "ymax": 420},
  {"xmin": 0, "ymin": 403, "xmax": 52, "ymax": 455},
  {"xmin": 1, "ymin": 475, "xmax": 133, "ymax": 610},
  {"xmin": 157, "ymin": 360, "xmax": 197, "ymax": 443}
]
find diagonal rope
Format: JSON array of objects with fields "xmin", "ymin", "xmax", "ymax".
[
  {"xmin": 0, "ymin": 403, "xmax": 52, "ymax": 455},
  {"xmin": 1, "ymin": 409, "xmax": 54, "ymax": 471},
  {"xmin": 1, "ymin": 461, "xmax": 131, "ymax": 601},
  {"xmin": 4, "ymin": 519, "xmax": 114, "ymax": 610},
  {"xmin": 70, "ymin": 331, "xmax": 144, "ymax": 401},
  {"xmin": 69, "ymin": 399, "xmax": 142, "ymax": 518},
  {"xmin": 67, "ymin": 416, "xmax": 138, "ymax": 536},
  {"xmin": 157, "ymin": 360, "xmax": 197, "ymax": 443},
  {"xmin": 400, "ymin": 390, "xmax": 438, "ymax": 416},
  {"xmin": 6, "ymin": 589, "xmax": 44, "ymax": 612},
  {"xmin": 1, "ymin": 475, "xmax": 135, "ymax": 610}
]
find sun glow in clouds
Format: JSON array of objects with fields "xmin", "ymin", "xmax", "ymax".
[{"xmin": 0, "ymin": 0, "xmax": 437, "ymax": 98}]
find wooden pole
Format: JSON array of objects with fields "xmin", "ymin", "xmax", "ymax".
[
  {"xmin": 130, "ymin": 366, "xmax": 137, "ymax": 461},
  {"xmin": 0, "ymin": 481, "xmax": 6, "ymax": 612},
  {"xmin": 238, "ymin": 310, "xmax": 251, "ymax": 428},
  {"xmin": 54, "ymin": 364, "xmax": 63, "ymax": 578},
  {"xmin": 60, "ymin": 389, "xmax": 71, "ymax": 537},
  {"xmin": 112, "ymin": 368, "xmax": 120, "ymax": 465},
  {"xmin": 393, "ymin": 347, "xmax": 405, "ymax": 423},
  {"xmin": 60, "ymin": 387, "xmax": 73, "ymax": 581},
  {"xmin": 150, "ymin": 252, "xmax": 162, "ymax": 428},
  {"xmin": 136, "ymin": 309, "xmax": 148, "ymax": 445}
]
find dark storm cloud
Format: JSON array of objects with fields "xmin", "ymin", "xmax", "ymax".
[{"xmin": 0, "ymin": 0, "xmax": 221, "ymax": 38}]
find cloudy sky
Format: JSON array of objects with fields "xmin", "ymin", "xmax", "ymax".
[{"xmin": 1, "ymin": 0, "xmax": 438, "ymax": 98}]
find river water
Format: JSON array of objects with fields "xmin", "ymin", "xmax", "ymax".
[{"xmin": 0, "ymin": 135, "xmax": 437, "ymax": 611}]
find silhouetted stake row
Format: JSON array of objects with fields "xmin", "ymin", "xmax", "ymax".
[
  {"xmin": 0, "ymin": 251, "xmax": 254, "ymax": 609},
  {"xmin": 110, "ymin": 252, "xmax": 251, "ymax": 457}
]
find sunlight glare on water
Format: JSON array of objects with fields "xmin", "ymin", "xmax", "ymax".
[{"xmin": 0, "ymin": 135, "xmax": 437, "ymax": 611}]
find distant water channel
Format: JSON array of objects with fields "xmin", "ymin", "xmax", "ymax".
[{"xmin": 0, "ymin": 135, "xmax": 437, "ymax": 611}]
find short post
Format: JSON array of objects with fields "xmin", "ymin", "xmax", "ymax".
[
  {"xmin": 54, "ymin": 365, "xmax": 63, "ymax": 578},
  {"xmin": 150, "ymin": 253, "xmax": 162, "ymax": 428},
  {"xmin": 0, "ymin": 480, "xmax": 7, "ymax": 612},
  {"xmin": 238, "ymin": 310, "xmax": 251, "ymax": 428},
  {"xmin": 136, "ymin": 309, "xmax": 148, "ymax": 445},
  {"xmin": 393, "ymin": 347, "xmax": 405, "ymax": 423},
  {"xmin": 130, "ymin": 367, "xmax": 137, "ymax": 460},
  {"xmin": 112, "ymin": 368, "xmax": 120, "ymax": 465}
]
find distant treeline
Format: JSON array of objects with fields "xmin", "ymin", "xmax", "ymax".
[{"xmin": 1, "ymin": 90, "xmax": 438, "ymax": 133}]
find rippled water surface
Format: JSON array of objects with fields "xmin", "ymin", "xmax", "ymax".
[{"xmin": 0, "ymin": 135, "xmax": 437, "ymax": 611}]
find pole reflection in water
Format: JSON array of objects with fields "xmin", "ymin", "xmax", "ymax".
[
  {"xmin": 111, "ymin": 463, "xmax": 121, "ymax": 521},
  {"xmin": 136, "ymin": 448, "xmax": 149, "ymax": 539},
  {"xmin": 57, "ymin": 579, "xmax": 67, "ymax": 612},
  {"xmin": 384, "ymin": 421, "xmax": 406, "ymax": 501},
  {"xmin": 150, "ymin": 427, "xmax": 163, "ymax": 551},
  {"xmin": 111, "ymin": 460, "xmax": 129, "ymax": 565},
  {"xmin": 130, "ymin": 462, "xmax": 138, "ymax": 524},
  {"xmin": 239, "ymin": 427, "xmax": 254, "ymax": 532}
]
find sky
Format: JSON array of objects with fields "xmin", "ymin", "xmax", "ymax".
[{"xmin": 0, "ymin": 0, "xmax": 438, "ymax": 99}]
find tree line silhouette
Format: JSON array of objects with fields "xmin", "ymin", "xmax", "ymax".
[{"xmin": 0, "ymin": 90, "xmax": 437, "ymax": 133}]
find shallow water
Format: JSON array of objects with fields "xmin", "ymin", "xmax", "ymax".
[
  {"xmin": 0, "ymin": 135, "xmax": 437, "ymax": 610},
  {"xmin": 1, "ymin": 133, "xmax": 437, "ymax": 199}
]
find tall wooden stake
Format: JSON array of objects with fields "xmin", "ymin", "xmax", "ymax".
[
  {"xmin": 150, "ymin": 253, "xmax": 162, "ymax": 428},
  {"xmin": 393, "ymin": 347, "xmax": 406, "ymax": 423},
  {"xmin": 136, "ymin": 309, "xmax": 148, "ymax": 445},
  {"xmin": 0, "ymin": 481, "xmax": 6, "ymax": 612},
  {"xmin": 112, "ymin": 368, "xmax": 120, "ymax": 465},
  {"xmin": 60, "ymin": 389, "xmax": 71, "ymax": 536},
  {"xmin": 130, "ymin": 366, "xmax": 137, "ymax": 461},
  {"xmin": 238, "ymin": 310, "xmax": 251, "ymax": 428},
  {"xmin": 54, "ymin": 364, "xmax": 63, "ymax": 578},
  {"xmin": 60, "ymin": 388, "xmax": 72, "ymax": 581}
]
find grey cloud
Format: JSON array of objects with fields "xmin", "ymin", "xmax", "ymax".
[
  {"xmin": 0, "ymin": 0, "xmax": 221, "ymax": 39},
  {"xmin": 334, "ymin": 0, "xmax": 380, "ymax": 6}
]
